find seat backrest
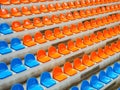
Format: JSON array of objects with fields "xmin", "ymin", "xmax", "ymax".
[
  {"xmin": 11, "ymin": 8, "xmax": 20, "ymax": 14},
  {"xmin": 25, "ymin": 54, "xmax": 35, "ymax": 62},
  {"xmin": 34, "ymin": 32, "xmax": 43, "ymax": 40},
  {"xmin": 23, "ymin": 34, "xmax": 32, "ymax": 42},
  {"xmin": 64, "ymin": 62, "xmax": 72, "ymax": 72},
  {"xmin": 11, "ymin": 58, "xmax": 22, "ymax": 68},
  {"xmin": 82, "ymin": 54, "xmax": 89, "ymax": 64},
  {"xmin": 113, "ymin": 62, "xmax": 120, "ymax": 70},
  {"xmin": 48, "ymin": 46, "xmax": 57, "ymax": 55},
  {"xmin": 45, "ymin": 30, "xmax": 53, "ymax": 37},
  {"xmin": 11, "ymin": 83, "xmax": 24, "ymax": 90},
  {"xmin": 0, "ymin": 9, "xmax": 9, "ymax": 16},
  {"xmin": 22, "ymin": 6, "xmax": 30, "ymax": 12},
  {"xmin": 58, "ymin": 43, "xmax": 67, "ymax": 52},
  {"xmin": 54, "ymin": 28, "xmax": 61, "ymax": 35},
  {"xmin": 67, "ymin": 40, "xmax": 75, "ymax": 48},
  {"xmin": 27, "ymin": 77, "xmax": 39, "ymax": 90},
  {"xmin": 53, "ymin": 66, "xmax": 62, "ymax": 77},
  {"xmin": 81, "ymin": 80, "xmax": 90, "ymax": 90},
  {"xmin": 37, "ymin": 50, "xmax": 46, "ymax": 58},
  {"xmin": 90, "ymin": 75, "xmax": 98, "ymax": 84},
  {"xmin": 73, "ymin": 58, "xmax": 82, "ymax": 67},
  {"xmin": 11, "ymin": 38, "xmax": 21, "ymax": 45},
  {"xmin": 0, "ymin": 23, "xmax": 10, "ymax": 30},
  {"xmin": 99, "ymin": 70, "xmax": 106, "ymax": 79},
  {"xmin": 12, "ymin": 21, "xmax": 22, "ymax": 28},
  {"xmin": 23, "ymin": 19, "xmax": 32, "ymax": 26},
  {"xmin": 0, "ymin": 62, "xmax": 8, "ymax": 71},
  {"xmin": 40, "ymin": 71, "xmax": 51, "ymax": 82},
  {"xmin": 0, "ymin": 40, "xmax": 8, "ymax": 49}
]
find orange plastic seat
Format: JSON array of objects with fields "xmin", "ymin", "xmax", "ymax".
[
  {"xmin": 40, "ymin": 5, "xmax": 48, "ymax": 13},
  {"xmin": 42, "ymin": 16, "xmax": 52, "ymax": 25},
  {"xmin": 48, "ymin": 46, "xmax": 61, "ymax": 59},
  {"xmin": 0, "ymin": 9, "xmax": 11, "ymax": 18},
  {"xmin": 111, "ymin": 14, "xmax": 117, "ymax": 22},
  {"xmin": 110, "ymin": 5, "xmax": 115, "ymax": 11},
  {"xmin": 70, "ymin": 24, "xmax": 80, "ymax": 33},
  {"xmin": 82, "ymin": 54, "xmax": 94, "ymax": 67},
  {"xmin": 85, "ymin": 9, "xmax": 92, "ymax": 16},
  {"xmin": 54, "ymin": 28, "xmax": 64, "ymax": 38},
  {"xmin": 73, "ymin": 58, "xmax": 86, "ymax": 71},
  {"xmin": 48, "ymin": 4, "xmax": 56, "ymax": 12},
  {"xmin": 96, "ymin": 18, "xmax": 103, "ymax": 26},
  {"xmin": 29, "ymin": 0, "xmax": 38, "ymax": 3},
  {"xmin": 23, "ymin": 34, "xmax": 36, "ymax": 47},
  {"xmin": 84, "ymin": 21, "xmax": 92, "ymax": 29},
  {"xmin": 78, "ymin": 22, "xmax": 86, "ymax": 31},
  {"xmin": 23, "ymin": 19, "xmax": 34, "ymax": 29},
  {"xmin": 111, "ymin": 43, "xmax": 119, "ymax": 52},
  {"xmin": 116, "ymin": 40, "xmax": 120, "ymax": 50},
  {"xmin": 104, "ymin": 45, "xmax": 114, "ymax": 56},
  {"xmin": 101, "ymin": 17, "xmax": 108, "ymax": 24},
  {"xmin": 98, "ymin": 48, "xmax": 108, "ymax": 59},
  {"xmin": 101, "ymin": 6, "xmax": 106, "ymax": 13},
  {"xmin": 90, "ymin": 19, "xmax": 98, "ymax": 28},
  {"xmin": 11, "ymin": 8, "xmax": 22, "ymax": 17},
  {"xmin": 12, "ymin": 21, "xmax": 24, "ymax": 32},
  {"xmin": 22, "ymin": 6, "xmax": 31, "ymax": 15},
  {"xmin": 116, "ymin": 14, "xmax": 120, "ymax": 20},
  {"xmin": 37, "ymin": 50, "xmax": 51, "ymax": 63},
  {"xmin": 114, "ymin": 5, "xmax": 119, "ymax": 10},
  {"xmin": 106, "ymin": 6, "xmax": 111, "ymax": 12},
  {"xmin": 75, "ymin": 38, "xmax": 86, "ymax": 48},
  {"xmin": 86, "ymin": 0, "xmax": 91, "ymax": 6},
  {"xmin": 58, "ymin": 43, "xmax": 70, "ymax": 55},
  {"xmin": 91, "ymin": 8, "xmax": 97, "ymax": 15},
  {"xmin": 52, "ymin": 66, "xmax": 67, "ymax": 82},
  {"xmin": 67, "ymin": 40, "xmax": 78, "ymax": 52},
  {"xmin": 11, "ymin": 0, "xmax": 20, "ymax": 4},
  {"xmin": 68, "ymin": 1, "xmax": 76, "ymax": 8},
  {"xmin": 31, "ymin": 6, "xmax": 40, "ymax": 14},
  {"xmin": 79, "ymin": 10, "xmax": 86, "ymax": 18},
  {"xmin": 66, "ymin": 12, "xmax": 74, "ymax": 20},
  {"xmin": 74, "ymin": 1, "xmax": 81, "ymax": 7},
  {"xmin": 33, "ymin": 18, "xmax": 44, "ymax": 27},
  {"xmin": 55, "ymin": 3, "xmax": 63, "ymax": 10},
  {"xmin": 80, "ymin": 0, "xmax": 86, "ymax": 7},
  {"xmin": 114, "ymin": 26, "xmax": 120, "ymax": 34},
  {"xmin": 97, "ymin": 32, "xmax": 106, "ymax": 40},
  {"xmin": 59, "ymin": 14, "xmax": 68, "ymax": 22},
  {"xmin": 90, "ymin": 33, "xmax": 100, "ymax": 43},
  {"xmin": 107, "ymin": 16, "xmax": 113, "ymax": 23},
  {"xmin": 62, "ymin": 2, "xmax": 69, "ymax": 9},
  {"xmin": 51, "ymin": 15, "xmax": 60, "ymax": 24},
  {"xmin": 96, "ymin": 7, "xmax": 102, "ymax": 14},
  {"xmin": 103, "ymin": 29, "xmax": 111, "ymax": 38},
  {"xmin": 1, "ymin": 0, "xmax": 10, "ymax": 4},
  {"xmin": 20, "ymin": 0, "xmax": 29, "ymax": 3},
  {"xmin": 83, "ymin": 36, "xmax": 93, "ymax": 45},
  {"xmin": 90, "ymin": 51, "xmax": 102, "ymax": 63},
  {"xmin": 73, "ymin": 11, "xmax": 81, "ymax": 19},
  {"xmin": 45, "ymin": 30, "xmax": 56, "ymax": 41},
  {"xmin": 108, "ymin": 28, "xmax": 116, "ymax": 36},
  {"xmin": 64, "ymin": 62, "xmax": 77, "ymax": 76},
  {"xmin": 62, "ymin": 26, "xmax": 73, "ymax": 36},
  {"xmin": 34, "ymin": 32, "xmax": 46, "ymax": 44}
]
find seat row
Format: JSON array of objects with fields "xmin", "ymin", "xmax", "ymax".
[
  {"xmin": 9, "ymin": 42, "xmax": 120, "ymax": 90},
  {"xmin": 0, "ymin": 13, "xmax": 119, "ymax": 35},
  {"xmin": 70, "ymin": 62, "xmax": 120, "ymax": 90},
  {"xmin": 0, "ymin": 34, "xmax": 120, "ymax": 79},
  {"xmin": 0, "ymin": 23, "xmax": 120, "ymax": 55},
  {"xmin": 0, "ymin": 3, "xmax": 119, "ymax": 18},
  {"xmin": 1, "ymin": 0, "xmax": 118, "ymax": 6}
]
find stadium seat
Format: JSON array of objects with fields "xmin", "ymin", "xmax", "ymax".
[
  {"xmin": 81, "ymin": 80, "xmax": 95, "ymax": 90},
  {"xmin": 90, "ymin": 75, "xmax": 104, "ymax": 89},
  {"xmin": 0, "ymin": 62, "xmax": 12, "ymax": 79},
  {"xmin": 66, "ymin": 12, "xmax": 74, "ymax": 20},
  {"xmin": 0, "ymin": 23, "xmax": 13, "ymax": 35},
  {"xmin": 78, "ymin": 22, "xmax": 86, "ymax": 31},
  {"xmin": 62, "ymin": 26, "xmax": 73, "ymax": 36},
  {"xmin": 58, "ymin": 43, "xmax": 70, "ymax": 55},
  {"xmin": 22, "ymin": 6, "xmax": 31, "ymax": 15},
  {"xmin": 1, "ymin": 0, "xmax": 10, "ymax": 4},
  {"xmin": 11, "ymin": 58, "xmax": 26, "ymax": 73},
  {"xmin": 0, "ymin": 9, "xmax": 11, "ymax": 18},
  {"xmin": 11, "ymin": 0, "xmax": 20, "ymax": 4},
  {"xmin": 73, "ymin": 11, "xmax": 81, "ymax": 19},
  {"xmin": 79, "ymin": 10, "xmax": 86, "ymax": 18},
  {"xmin": 40, "ymin": 72, "xmax": 56, "ymax": 88},
  {"xmin": 40, "ymin": 5, "xmax": 48, "ymax": 13},
  {"xmin": 98, "ymin": 48, "xmax": 108, "ymax": 59},
  {"xmin": 0, "ymin": 40, "xmax": 12, "ymax": 55},
  {"xmin": 37, "ymin": 50, "xmax": 51, "ymax": 63},
  {"xmin": 31, "ymin": 6, "xmax": 40, "ymax": 14},
  {"xmin": 11, "ymin": 83, "xmax": 24, "ymax": 90},
  {"xmin": 42, "ymin": 16, "xmax": 52, "ymax": 25},
  {"xmin": 74, "ymin": 1, "xmax": 81, "ymax": 7},
  {"xmin": 55, "ymin": 3, "xmax": 63, "ymax": 10},
  {"xmin": 23, "ymin": 34, "xmax": 36, "ymax": 47},
  {"xmin": 11, "ymin": 8, "xmax": 22, "ymax": 17},
  {"xmin": 73, "ymin": 58, "xmax": 86, "ymax": 71},
  {"xmin": 45, "ymin": 30, "xmax": 56, "ymax": 41},
  {"xmin": 70, "ymin": 24, "xmax": 80, "ymax": 33},
  {"xmin": 59, "ymin": 14, "xmax": 68, "ymax": 22},
  {"xmin": 48, "ymin": 46, "xmax": 61, "ymax": 59},
  {"xmin": 104, "ymin": 46, "xmax": 114, "ymax": 56},
  {"xmin": 53, "ymin": 28, "xmax": 64, "ymax": 38},
  {"xmin": 83, "ymin": 36, "xmax": 93, "ymax": 45},
  {"xmin": 23, "ymin": 19, "xmax": 35, "ymax": 29},
  {"xmin": 113, "ymin": 62, "xmax": 120, "ymax": 74},
  {"xmin": 103, "ymin": 29, "xmax": 111, "ymax": 38},
  {"xmin": 106, "ymin": 66, "xmax": 118, "ymax": 79},
  {"xmin": 52, "ymin": 66, "xmax": 67, "ymax": 81},
  {"xmin": 82, "ymin": 54, "xmax": 94, "ymax": 67},
  {"xmin": 111, "ymin": 43, "xmax": 119, "ymax": 52},
  {"xmin": 20, "ymin": 0, "xmax": 29, "ymax": 3},
  {"xmin": 75, "ymin": 38, "xmax": 86, "ymax": 48},
  {"xmin": 51, "ymin": 15, "xmax": 60, "ymax": 24},
  {"xmin": 48, "ymin": 4, "xmax": 56, "ymax": 12},
  {"xmin": 25, "ymin": 54, "xmax": 39, "ymax": 68},
  {"xmin": 64, "ymin": 62, "xmax": 77, "ymax": 76},
  {"xmin": 99, "ymin": 70, "xmax": 111, "ymax": 84},
  {"xmin": 10, "ymin": 38, "xmax": 25, "ymax": 51},
  {"xmin": 90, "ymin": 33, "xmax": 100, "ymax": 43},
  {"xmin": 27, "ymin": 77, "xmax": 43, "ymax": 90},
  {"xmin": 12, "ymin": 21, "xmax": 24, "ymax": 32},
  {"xmin": 33, "ymin": 18, "xmax": 44, "ymax": 27},
  {"xmin": 34, "ymin": 32, "xmax": 46, "ymax": 44},
  {"xmin": 67, "ymin": 40, "xmax": 78, "ymax": 52},
  {"xmin": 62, "ymin": 2, "xmax": 69, "ymax": 9},
  {"xmin": 68, "ymin": 1, "xmax": 76, "ymax": 8}
]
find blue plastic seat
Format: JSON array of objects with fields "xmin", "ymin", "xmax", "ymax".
[
  {"xmin": 113, "ymin": 62, "xmax": 120, "ymax": 74},
  {"xmin": 25, "ymin": 54, "xmax": 39, "ymax": 68},
  {"xmin": 40, "ymin": 71, "xmax": 56, "ymax": 88},
  {"xmin": 0, "ymin": 62, "xmax": 12, "ymax": 79},
  {"xmin": 10, "ymin": 58, "xmax": 26, "ymax": 73},
  {"xmin": 70, "ymin": 86, "xmax": 79, "ymax": 90},
  {"xmin": 99, "ymin": 70, "xmax": 111, "ymax": 84},
  {"xmin": 10, "ymin": 38, "xmax": 25, "ymax": 51},
  {"xmin": 0, "ymin": 23, "xmax": 13, "ymax": 35},
  {"xmin": 11, "ymin": 83, "xmax": 24, "ymax": 90},
  {"xmin": 118, "ymin": 88, "xmax": 120, "ymax": 90},
  {"xmin": 106, "ymin": 66, "xmax": 118, "ymax": 79},
  {"xmin": 90, "ymin": 75, "xmax": 104, "ymax": 89},
  {"xmin": 81, "ymin": 80, "xmax": 95, "ymax": 90},
  {"xmin": 0, "ymin": 40, "xmax": 12, "ymax": 55},
  {"xmin": 27, "ymin": 77, "xmax": 43, "ymax": 90}
]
